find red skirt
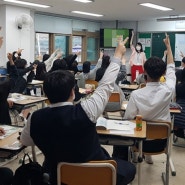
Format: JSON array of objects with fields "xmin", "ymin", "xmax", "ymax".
[{"xmin": 131, "ymin": 65, "xmax": 144, "ymax": 82}]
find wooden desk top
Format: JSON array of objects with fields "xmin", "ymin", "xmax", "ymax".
[
  {"xmin": 121, "ymin": 101, "xmax": 181, "ymax": 114},
  {"xmin": 170, "ymin": 109, "xmax": 181, "ymax": 114},
  {"xmin": 0, "ymin": 75, "xmax": 7, "ymax": 78},
  {"xmin": 28, "ymin": 80, "xmax": 43, "ymax": 85},
  {"xmin": 0, "ymin": 130, "xmax": 23, "ymax": 150},
  {"xmin": 8, "ymin": 94, "xmax": 47, "ymax": 106},
  {"xmin": 119, "ymin": 84, "xmax": 139, "ymax": 90},
  {"xmin": 97, "ymin": 120, "xmax": 146, "ymax": 140}
]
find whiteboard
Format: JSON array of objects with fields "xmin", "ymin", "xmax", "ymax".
[{"xmin": 175, "ymin": 34, "xmax": 185, "ymax": 61}]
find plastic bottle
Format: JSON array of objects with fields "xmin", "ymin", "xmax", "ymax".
[{"xmin": 136, "ymin": 115, "xmax": 142, "ymax": 131}]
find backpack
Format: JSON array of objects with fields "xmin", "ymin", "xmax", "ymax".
[{"xmin": 12, "ymin": 153, "xmax": 48, "ymax": 185}]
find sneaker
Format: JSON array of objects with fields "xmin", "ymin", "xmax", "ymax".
[
  {"xmin": 145, "ymin": 155, "xmax": 153, "ymax": 164},
  {"xmin": 132, "ymin": 152, "xmax": 139, "ymax": 163}
]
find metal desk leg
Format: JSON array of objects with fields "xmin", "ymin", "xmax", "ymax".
[
  {"xmin": 138, "ymin": 140, "xmax": 143, "ymax": 185},
  {"xmin": 170, "ymin": 157, "xmax": 176, "ymax": 176},
  {"xmin": 169, "ymin": 114, "xmax": 176, "ymax": 176},
  {"xmin": 31, "ymin": 145, "xmax": 37, "ymax": 162}
]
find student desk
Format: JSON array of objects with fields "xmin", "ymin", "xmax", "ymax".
[
  {"xmin": 121, "ymin": 100, "xmax": 181, "ymax": 177},
  {"xmin": 119, "ymin": 84, "xmax": 139, "ymax": 100},
  {"xmin": 119, "ymin": 84, "xmax": 139, "ymax": 90},
  {"xmin": 0, "ymin": 127, "xmax": 25, "ymax": 166},
  {"xmin": 8, "ymin": 93, "xmax": 48, "ymax": 109},
  {"xmin": 27, "ymin": 80, "xmax": 44, "ymax": 96},
  {"xmin": 97, "ymin": 120, "xmax": 146, "ymax": 185},
  {"xmin": 27, "ymin": 80, "xmax": 43, "ymax": 85}
]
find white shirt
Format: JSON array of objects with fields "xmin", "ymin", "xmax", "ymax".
[
  {"xmin": 20, "ymin": 56, "xmax": 121, "ymax": 146},
  {"xmin": 75, "ymin": 58, "xmax": 102, "ymax": 88},
  {"xmin": 124, "ymin": 63, "xmax": 176, "ymax": 122}
]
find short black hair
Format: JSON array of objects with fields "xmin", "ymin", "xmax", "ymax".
[
  {"xmin": 182, "ymin": 57, "xmax": 185, "ymax": 64},
  {"xmin": 15, "ymin": 59, "xmax": 27, "ymax": 69},
  {"xmin": 43, "ymin": 54, "xmax": 50, "ymax": 62},
  {"xmin": 83, "ymin": 61, "xmax": 91, "ymax": 73},
  {"xmin": 50, "ymin": 59, "xmax": 67, "ymax": 72},
  {"xmin": 95, "ymin": 68, "xmax": 106, "ymax": 82},
  {"xmin": 181, "ymin": 68, "xmax": 185, "ymax": 83},
  {"xmin": 101, "ymin": 55, "xmax": 110, "ymax": 68},
  {"xmin": 43, "ymin": 70, "xmax": 75, "ymax": 103},
  {"xmin": 144, "ymin": 56, "xmax": 166, "ymax": 80}
]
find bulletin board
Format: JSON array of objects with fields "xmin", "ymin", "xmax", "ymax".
[
  {"xmin": 139, "ymin": 32, "xmax": 185, "ymax": 67},
  {"xmin": 138, "ymin": 33, "xmax": 152, "ymax": 59}
]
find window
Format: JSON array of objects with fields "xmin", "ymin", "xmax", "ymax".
[
  {"xmin": 72, "ymin": 36, "xmax": 82, "ymax": 62},
  {"xmin": 87, "ymin": 37, "xmax": 99, "ymax": 61},
  {"xmin": 54, "ymin": 35, "xmax": 69, "ymax": 58},
  {"xmin": 35, "ymin": 33, "xmax": 49, "ymax": 59}
]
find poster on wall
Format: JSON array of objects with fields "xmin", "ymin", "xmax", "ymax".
[{"xmin": 175, "ymin": 34, "xmax": 185, "ymax": 61}]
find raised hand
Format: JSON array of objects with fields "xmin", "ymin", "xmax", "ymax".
[{"xmin": 114, "ymin": 36, "xmax": 129, "ymax": 59}]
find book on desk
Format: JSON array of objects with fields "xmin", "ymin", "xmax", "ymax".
[{"xmin": 96, "ymin": 117, "xmax": 136, "ymax": 134}]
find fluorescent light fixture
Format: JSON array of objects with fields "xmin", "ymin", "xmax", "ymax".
[
  {"xmin": 139, "ymin": 3, "xmax": 173, "ymax": 11},
  {"xmin": 71, "ymin": 11, "xmax": 103, "ymax": 17},
  {"xmin": 3, "ymin": 0, "xmax": 50, "ymax": 8},
  {"xmin": 157, "ymin": 16, "xmax": 185, "ymax": 22},
  {"xmin": 73, "ymin": 0, "xmax": 94, "ymax": 3}
]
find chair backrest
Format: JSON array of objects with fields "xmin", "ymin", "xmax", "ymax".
[
  {"xmin": 104, "ymin": 92, "xmax": 123, "ymax": 119},
  {"xmin": 57, "ymin": 160, "xmax": 117, "ymax": 185},
  {"xmin": 139, "ymin": 83, "xmax": 146, "ymax": 88},
  {"xmin": 146, "ymin": 121, "xmax": 171, "ymax": 139},
  {"xmin": 108, "ymin": 92, "xmax": 120, "ymax": 102},
  {"xmin": 85, "ymin": 79, "xmax": 98, "ymax": 88},
  {"xmin": 144, "ymin": 120, "xmax": 171, "ymax": 155}
]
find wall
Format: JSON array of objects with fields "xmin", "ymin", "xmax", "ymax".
[
  {"xmin": 0, "ymin": 5, "xmax": 6, "ymax": 67},
  {"xmin": 138, "ymin": 20, "xmax": 185, "ymax": 32},
  {"xmin": 0, "ymin": 5, "xmax": 101, "ymax": 67},
  {"xmin": 35, "ymin": 14, "xmax": 101, "ymax": 33},
  {"xmin": 0, "ymin": 5, "xmax": 35, "ymax": 67}
]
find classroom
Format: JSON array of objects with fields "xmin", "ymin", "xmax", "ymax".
[{"xmin": 0, "ymin": 0, "xmax": 185, "ymax": 185}]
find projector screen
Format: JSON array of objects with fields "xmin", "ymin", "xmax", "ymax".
[{"xmin": 100, "ymin": 28, "xmax": 131, "ymax": 48}]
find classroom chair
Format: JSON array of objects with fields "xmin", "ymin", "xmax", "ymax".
[
  {"xmin": 85, "ymin": 79, "xmax": 98, "ymax": 89},
  {"xmin": 104, "ymin": 92, "xmax": 124, "ymax": 120},
  {"xmin": 57, "ymin": 160, "xmax": 117, "ymax": 185},
  {"xmin": 134, "ymin": 121, "xmax": 171, "ymax": 185}
]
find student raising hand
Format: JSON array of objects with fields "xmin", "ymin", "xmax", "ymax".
[{"xmin": 114, "ymin": 36, "xmax": 129, "ymax": 59}]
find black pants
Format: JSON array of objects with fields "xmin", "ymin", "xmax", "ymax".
[
  {"xmin": 114, "ymin": 158, "xmax": 136, "ymax": 185},
  {"xmin": 0, "ymin": 167, "xmax": 13, "ymax": 185}
]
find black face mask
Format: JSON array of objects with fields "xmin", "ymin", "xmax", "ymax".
[{"xmin": 144, "ymin": 75, "xmax": 147, "ymax": 81}]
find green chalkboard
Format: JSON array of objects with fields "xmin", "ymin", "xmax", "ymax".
[{"xmin": 151, "ymin": 32, "xmax": 175, "ymax": 59}]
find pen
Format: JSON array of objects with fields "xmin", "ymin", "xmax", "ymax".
[{"xmin": 114, "ymin": 121, "xmax": 129, "ymax": 125}]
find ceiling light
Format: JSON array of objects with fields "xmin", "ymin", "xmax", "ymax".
[
  {"xmin": 3, "ymin": 0, "xmax": 50, "ymax": 8},
  {"xmin": 139, "ymin": 3, "xmax": 173, "ymax": 11},
  {"xmin": 73, "ymin": 0, "xmax": 94, "ymax": 3},
  {"xmin": 71, "ymin": 11, "xmax": 103, "ymax": 17},
  {"xmin": 157, "ymin": 16, "xmax": 185, "ymax": 21}
]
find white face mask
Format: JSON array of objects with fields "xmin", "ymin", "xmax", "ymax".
[{"xmin": 136, "ymin": 46, "xmax": 141, "ymax": 51}]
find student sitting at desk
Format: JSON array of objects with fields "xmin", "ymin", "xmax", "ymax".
[
  {"xmin": 113, "ymin": 34, "xmax": 176, "ymax": 164},
  {"xmin": 75, "ymin": 50, "xmax": 103, "ymax": 88},
  {"xmin": 0, "ymin": 78, "xmax": 12, "ymax": 125},
  {"xmin": 95, "ymin": 55, "xmax": 127, "ymax": 111},
  {"xmin": 20, "ymin": 37, "xmax": 136, "ymax": 185},
  {"xmin": 174, "ymin": 68, "xmax": 185, "ymax": 137}
]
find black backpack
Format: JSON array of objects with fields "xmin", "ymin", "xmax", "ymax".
[{"xmin": 12, "ymin": 153, "xmax": 49, "ymax": 185}]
